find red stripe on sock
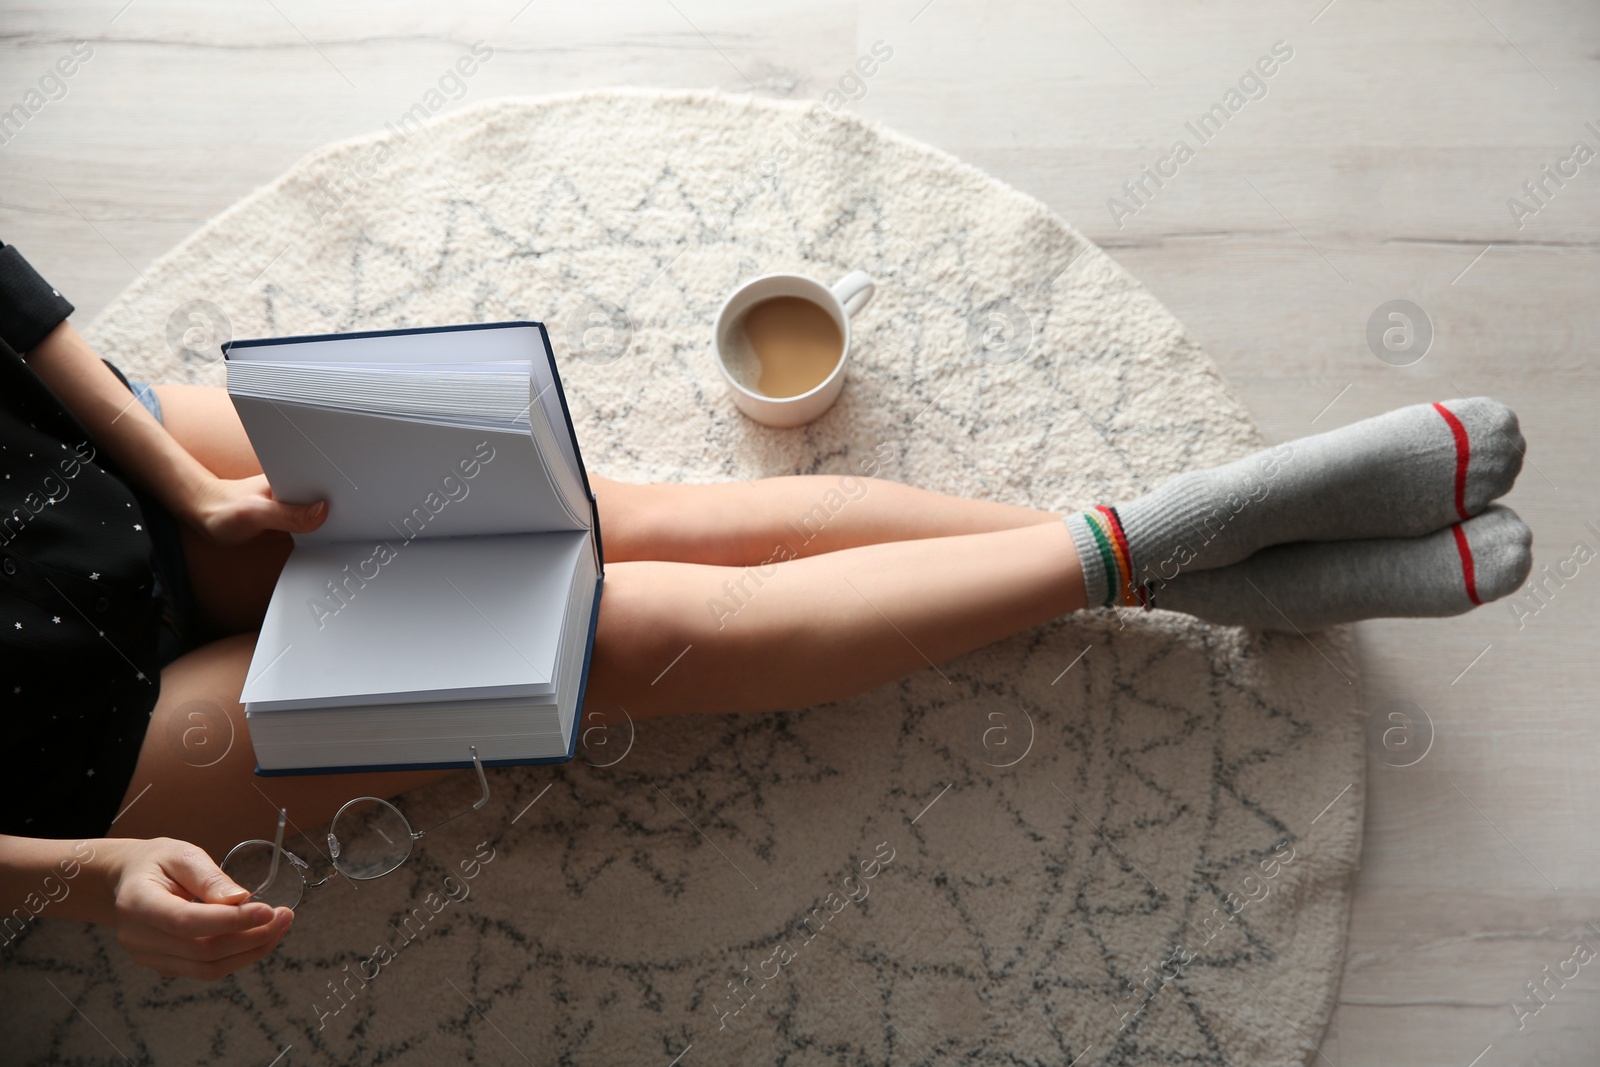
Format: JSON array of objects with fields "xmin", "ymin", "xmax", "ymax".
[
  {"xmin": 1433, "ymin": 402, "xmax": 1471, "ymax": 521},
  {"xmin": 1451, "ymin": 523, "xmax": 1482, "ymax": 606},
  {"xmin": 1099, "ymin": 505, "xmax": 1131, "ymax": 572},
  {"xmin": 1099, "ymin": 506, "xmax": 1137, "ymax": 606}
]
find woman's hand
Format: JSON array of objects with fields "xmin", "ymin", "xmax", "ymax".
[
  {"xmin": 183, "ymin": 472, "xmax": 327, "ymax": 545},
  {"xmin": 102, "ymin": 837, "xmax": 294, "ymax": 980}
]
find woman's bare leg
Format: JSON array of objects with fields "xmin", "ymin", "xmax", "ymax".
[
  {"xmin": 115, "ymin": 522, "xmax": 1085, "ymax": 852},
  {"xmin": 594, "ymin": 474, "xmax": 1060, "ymax": 564},
  {"xmin": 150, "ymin": 384, "xmax": 1061, "ymax": 573},
  {"xmin": 588, "ymin": 521, "xmax": 1087, "ymax": 718},
  {"xmin": 150, "ymin": 383, "xmax": 263, "ymax": 479},
  {"xmin": 115, "ymin": 634, "xmax": 456, "ymax": 860}
]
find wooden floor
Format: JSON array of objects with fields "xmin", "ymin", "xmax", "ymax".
[{"xmin": 5, "ymin": 2, "xmax": 1598, "ymax": 1062}]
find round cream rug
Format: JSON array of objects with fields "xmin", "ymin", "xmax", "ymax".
[{"xmin": 9, "ymin": 90, "xmax": 1362, "ymax": 1066}]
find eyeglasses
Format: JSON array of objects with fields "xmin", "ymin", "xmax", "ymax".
[{"xmin": 221, "ymin": 747, "xmax": 490, "ymax": 910}]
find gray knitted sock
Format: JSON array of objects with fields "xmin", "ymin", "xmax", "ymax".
[
  {"xmin": 1063, "ymin": 397, "xmax": 1523, "ymax": 607},
  {"xmin": 1149, "ymin": 505, "xmax": 1532, "ymax": 631}
]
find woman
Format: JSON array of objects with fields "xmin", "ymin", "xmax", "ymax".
[{"xmin": 0, "ymin": 243, "xmax": 1532, "ymax": 981}]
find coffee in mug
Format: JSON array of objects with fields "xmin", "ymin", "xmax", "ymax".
[{"xmin": 725, "ymin": 295, "xmax": 844, "ymax": 399}]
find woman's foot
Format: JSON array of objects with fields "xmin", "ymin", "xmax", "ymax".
[
  {"xmin": 1063, "ymin": 398, "xmax": 1524, "ymax": 607},
  {"xmin": 1147, "ymin": 505, "xmax": 1533, "ymax": 632}
]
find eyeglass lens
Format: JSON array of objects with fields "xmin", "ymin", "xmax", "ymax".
[
  {"xmin": 328, "ymin": 798, "xmax": 414, "ymax": 880},
  {"xmin": 221, "ymin": 840, "xmax": 306, "ymax": 910}
]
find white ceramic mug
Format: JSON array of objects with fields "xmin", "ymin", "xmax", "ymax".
[{"xmin": 713, "ymin": 270, "xmax": 875, "ymax": 428}]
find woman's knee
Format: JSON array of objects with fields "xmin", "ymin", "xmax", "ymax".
[
  {"xmin": 113, "ymin": 635, "xmax": 258, "ymax": 849},
  {"xmin": 150, "ymin": 383, "xmax": 262, "ymax": 479}
]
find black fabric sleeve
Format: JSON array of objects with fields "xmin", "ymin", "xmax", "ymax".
[{"xmin": 0, "ymin": 242, "xmax": 76, "ymax": 354}]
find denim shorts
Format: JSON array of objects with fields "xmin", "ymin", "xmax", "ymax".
[
  {"xmin": 127, "ymin": 378, "xmax": 163, "ymax": 423},
  {"xmin": 104, "ymin": 363, "xmax": 201, "ymax": 667}
]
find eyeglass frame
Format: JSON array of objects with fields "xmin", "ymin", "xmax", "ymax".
[{"xmin": 225, "ymin": 746, "xmax": 490, "ymax": 908}]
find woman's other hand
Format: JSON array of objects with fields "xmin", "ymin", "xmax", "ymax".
[
  {"xmin": 184, "ymin": 473, "xmax": 326, "ymax": 545},
  {"xmin": 103, "ymin": 837, "xmax": 293, "ymax": 980}
]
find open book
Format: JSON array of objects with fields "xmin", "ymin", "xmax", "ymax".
[{"xmin": 224, "ymin": 323, "xmax": 603, "ymax": 775}]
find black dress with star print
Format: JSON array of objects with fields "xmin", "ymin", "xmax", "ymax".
[{"xmin": 0, "ymin": 243, "xmax": 164, "ymax": 840}]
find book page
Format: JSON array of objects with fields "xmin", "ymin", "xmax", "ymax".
[
  {"xmin": 240, "ymin": 531, "xmax": 587, "ymax": 709},
  {"xmin": 228, "ymin": 360, "xmax": 539, "ymax": 431},
  {"xmin": 231, "ymin": 397, "xmax": 583, "ymax": 542},
  {"xmin": 226, "ymin": 323, "xmax": 592, "ymax": 538}
]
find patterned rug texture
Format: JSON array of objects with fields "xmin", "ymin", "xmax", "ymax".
[{"xmin": 6, "ymin": 89, "xmax": 1364, "ymax": 1066}]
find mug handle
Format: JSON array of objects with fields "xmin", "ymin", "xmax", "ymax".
[{"xmin": 830, "ymin": 271, "xmax": 875, "ymax": 318}]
